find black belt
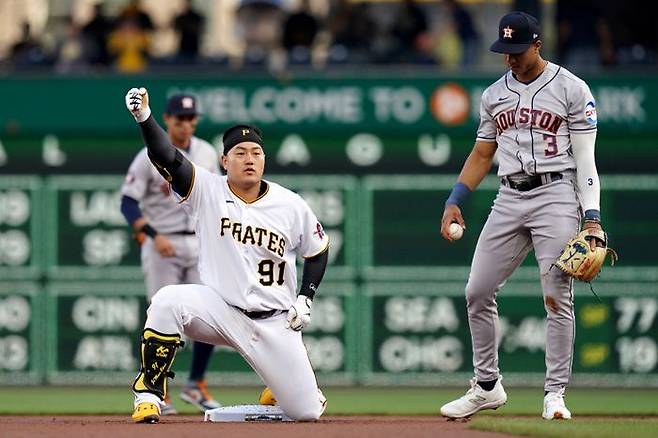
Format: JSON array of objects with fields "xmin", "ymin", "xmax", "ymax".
[
  {"xmin": 235, "ymin": 307, "xmax": 283, "ymax": 320},
  {"xmin": 171, "ymin": 230, "xmax": 195, "ymax": 235},
  {"xmin": 501, "ymin": 172, "xmax": 563, "ymax": 192}
]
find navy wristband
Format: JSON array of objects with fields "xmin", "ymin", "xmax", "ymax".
[
  {"xmin": 141, "ymin": 224, "xmax": 158, "ymax": 238},
  {"xmin": 584, "ymin": 209, "xmax": 601, "ymax": 222},
  {"xmin": 445, "ymin": 182, "xmax": 472, "ymax": 207}
]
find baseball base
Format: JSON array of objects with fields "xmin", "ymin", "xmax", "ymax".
[{"xmin": 204, "ymin": 405, "xmax": 293, "ymax": 422}]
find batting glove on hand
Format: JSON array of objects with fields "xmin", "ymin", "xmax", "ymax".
[
  {"xmin": 285, "ymin": 295, "xmax": 312, "ymax": 331},
  {"xmin": 125, "ymin": 87, "xmax": 151, "ymax": 123}
]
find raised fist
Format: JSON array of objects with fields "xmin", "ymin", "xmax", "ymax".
[{"xmin": 125, "ymin": 87, "xmax": 151, "ymax": 123}]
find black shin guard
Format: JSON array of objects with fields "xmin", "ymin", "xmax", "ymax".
[{"xmin": 132, "ymin": 328, "xmax": 185, "ymax": 400}]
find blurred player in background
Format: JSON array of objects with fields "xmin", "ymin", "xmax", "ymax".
[{"xmin": 120, "ymin": 94, "xmax": 221, "ymax": 414}]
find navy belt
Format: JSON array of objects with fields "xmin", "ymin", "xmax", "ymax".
[
  {"xmin": 235, "ymin": 307, "xmax": 283, "ymax": 320},
  {"xmin": 501, "ymin": 172, "xmax": 563, "ymax": 192}
]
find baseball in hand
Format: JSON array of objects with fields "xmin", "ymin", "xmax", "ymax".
[{"xmin": 448, "ymin": 222, "xmax": 464, "ymax": 240}]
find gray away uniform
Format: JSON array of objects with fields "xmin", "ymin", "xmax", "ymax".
[
  {"xmin": 469, "ymin": 62, "xmax": 597, "ymax": 392},
  {"xmin": 121, "ymin": 136, "xmax": 219, "ymax": 299}
]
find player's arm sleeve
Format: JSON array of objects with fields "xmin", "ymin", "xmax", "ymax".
[
  {"xmin": 299, "ymin": 249, "xmax": 328, "ymax": 300},
  {"xmin": 120, "ymin": 195, "xmax": 143, "ymax": 226},
  {"xmin": 568, "ymin": 81, "xmax": 600, "ymax": 219},
  {"xmin": 138, "ymin": 115, "xmax": 194, "ymax": 197},
  {"xmin": 571, "ymin": 131, "xmax": 601, "ymax": 218},
  {"xmin": 475, "ymin": 90, "xmax": 497, "ymax": 142}
]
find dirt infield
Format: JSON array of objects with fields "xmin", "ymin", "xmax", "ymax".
[{"xmin": 0, "ymin": 415, "xmax": 516, "ymax": 438}]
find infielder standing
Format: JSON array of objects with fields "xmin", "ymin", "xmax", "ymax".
[
  {"xmin": 124, "ymin": 87, "xmax": 330, "ymax": 424},
  {"xmin": 120, "ymin": 94, "xmax": 221, "ymax": 414},
  {"xmin": 439, "ymin": 12, "xmax": 603, "ymax": 420}
]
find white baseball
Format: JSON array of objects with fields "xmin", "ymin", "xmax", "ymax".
[{"xmin": 448, "ymin": 222, "xmax": 464, "ymax": 240}]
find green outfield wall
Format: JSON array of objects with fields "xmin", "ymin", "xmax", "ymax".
[
  {"xmin": 0, "ymin": 174, "xmax": 656, "ymax": 386},
  {"xmin": 0, "ymin": 74, "xmax": 656, "ymax": 174}
]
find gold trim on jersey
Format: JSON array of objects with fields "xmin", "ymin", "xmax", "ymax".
[
  {"xmin": 178, "ymin": 164, "xmax": 196, "ymax": 204},
  {"xmin": 303, "ymin": 238, "xmax": 330, "ymax": 259},
  {"xmin": 228, "ymin": 181, "xmax": 269, "ymax": 204}
]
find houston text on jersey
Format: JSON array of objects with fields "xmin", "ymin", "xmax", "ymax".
[{"xmin": 495, "ymin": 108, "xmax": 563, "ymax": 135}]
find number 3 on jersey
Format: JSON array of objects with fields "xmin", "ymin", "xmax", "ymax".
[
  {"xmin": 258, "ymin": 259, "xmax": 285, "ymax": 286},
  {"xmin": 543, "ymin": 134, "xmax": 557, "ymax": 157}
]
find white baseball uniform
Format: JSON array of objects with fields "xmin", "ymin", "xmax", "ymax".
[
  {"xmin": 121, "ymin": 137, "xmax": 219, "ymax": 299},
  {"xmin": 466, "ymin": 61, "xmax": 597, "ymax": 393},
  {"xmin": 135, "ymin": 164, "xmax": 330, "ymax": 420}
]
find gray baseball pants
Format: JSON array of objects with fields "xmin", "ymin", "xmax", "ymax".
[
  {"xmin": 141, "ymin": 234, "xmax": 201, "ymax": 301},
  {"xmin": 465, "ymin": 176, "xmax": 580, "ymax": 392}
]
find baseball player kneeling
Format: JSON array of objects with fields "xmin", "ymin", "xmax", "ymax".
[{"xmin": 125, "ymin": 87, "xmax": 329, "ymax": 424}]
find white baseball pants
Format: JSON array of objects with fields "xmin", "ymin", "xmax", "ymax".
[{"xmin": 133, "ymin": 284, "xmax": 326, "ymax": 420}]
